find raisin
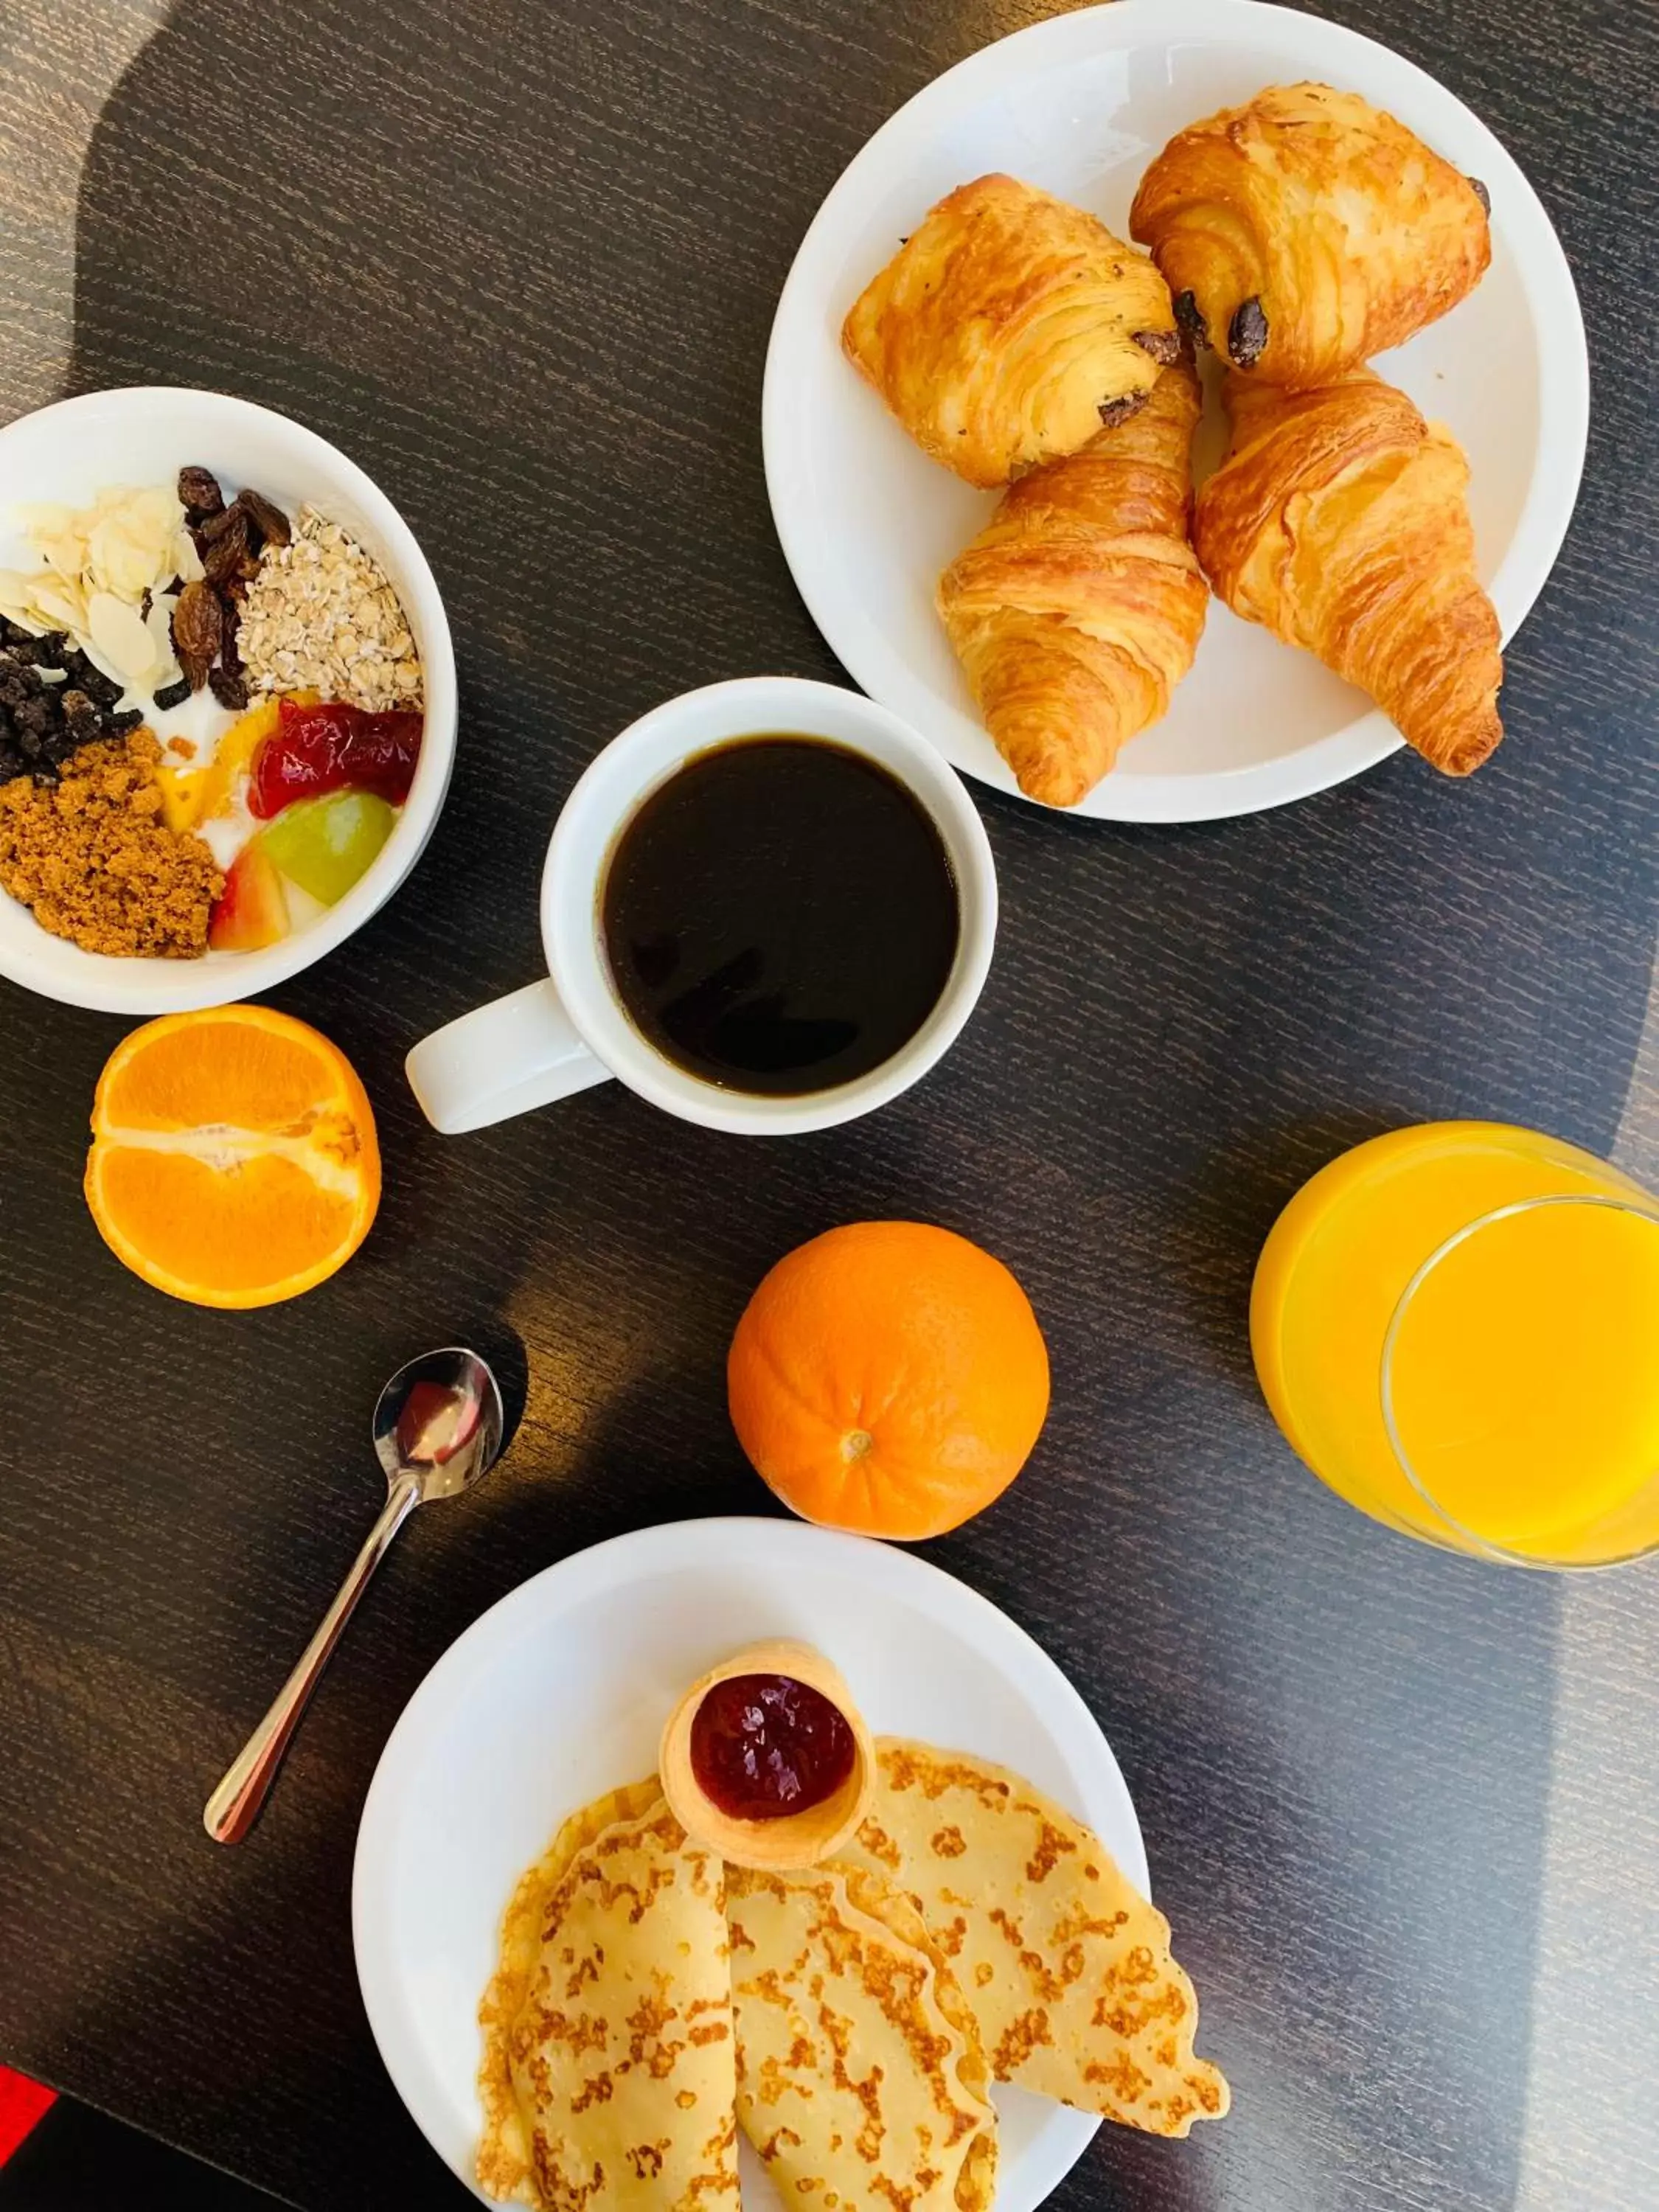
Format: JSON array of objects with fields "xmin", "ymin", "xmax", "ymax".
[
  {"xmin": 1132, "ymin": 328, "xmax": 1183, "ymax": 366},
  {"xmin": 153, "ymin": 676, "xmax": 192, "ymax": 712},
  {"xmin": 1468, "ymin": 175, "xmax": 1490, "ymax": 216},
  {"xmin": 178, "ymin": 465, "xmax": 225, "ymax": 521},
  {"xmin": 238, "ymin": 488, "xmax": 291, "ymax": 548},
  {"xmin": 197, "ymin": 502, "xmax": 244, "ymax": 546},
  {"xmin": 172, "ymin": 581, "xmax": 223, "ymax": 689},
  {"xmin": 202, "ymin": 512, "xmax": 252, "ymax": 588},
  {"xmin": 1228, "ymin": 296, "xmax": 1269, "ymax": 369},
  {"xmin": 1097, "ymin": 392, "xmax": 1150, "ymax": 431}
]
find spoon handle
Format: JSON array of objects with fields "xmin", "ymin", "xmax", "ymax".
[{"xmin": 204, "ymin": 1474, "xmax": 422, "ymax": 1845}]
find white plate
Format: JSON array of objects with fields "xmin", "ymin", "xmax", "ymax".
[
  {"xmin": 354, "ymin": 1517, "xmax": 1147, "ymax": 2211},
  {"xmin": 763, "ymin": 0, "xmax": 1589, "ymax": 822}
]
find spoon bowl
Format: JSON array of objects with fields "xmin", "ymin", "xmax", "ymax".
[
  {"xmin": 205, "ymin": 1346, "xmax": 507, "ymax": 1843},
  {"xmin": 374, "ymin": 1346, "xmax": 505, "ymax": 1501}
]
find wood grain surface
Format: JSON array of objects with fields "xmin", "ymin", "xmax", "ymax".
[{"xmin": 1, "ymin": 2, "xmax": 1656, "ymax": 2209}]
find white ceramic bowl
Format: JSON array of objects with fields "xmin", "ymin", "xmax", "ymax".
[
  {"xmin": 764, "ymin": 0, "xmax": 1590, "ymax": 822},
  {"xmin": 0, "ymin": 386, "xmax": 456, "ymax": 1011}
]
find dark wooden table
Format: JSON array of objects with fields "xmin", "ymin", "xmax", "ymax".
[{"xmin": 2, "ymin": 1, "xmax": 1656, "ymax": 2208}]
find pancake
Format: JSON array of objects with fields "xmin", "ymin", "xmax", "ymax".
[
  {"xmin": 726, "ymin": 1860, "xmax": 998, "ymax": 2212},
  {"xmin": 478, "ymin": 1777, "xmax": 666, "ymax": 2203},
  {"xmin": 842, "ymin": 1741, "xmax": 1229, "ymax": 2137},
  {"xmin": 476, "ymin": 1787, "xmax": 740, "ymax": 2211}
]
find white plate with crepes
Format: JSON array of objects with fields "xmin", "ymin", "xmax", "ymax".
[
  {"xmin": 762, "ymin": 0, "xmax": 1588, "ymax": 822},
  {"xmin": 353, "ymin": 1516, "xmax": 1150, "ymax": 2211}
]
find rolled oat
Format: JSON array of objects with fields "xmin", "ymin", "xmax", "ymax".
[{"xmin": 237, "ymin": 507, "xmax": 422, "ymax": 714}]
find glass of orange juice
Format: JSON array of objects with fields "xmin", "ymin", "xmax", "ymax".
[{"xmin": 1251, "ymin": 1122, "xmax": 1659, "ymax": 1567}]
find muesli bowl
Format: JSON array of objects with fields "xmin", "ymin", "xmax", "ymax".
[{"xmin": 0, "ymin": 386, "xmax": 456, "ymax": 1014}]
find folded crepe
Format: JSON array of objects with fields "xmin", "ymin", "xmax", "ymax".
[
  {"xmin": 477, "ymin": 1783, "xmax": 740, "ymax": 2211},
  {"xmin": 842, "ymin": 1742, "xmax": 1228, "ymax": 2138},
  {"xmin": 726, "ymin": 1860, "xmax": 998, "ymax": 2212}
]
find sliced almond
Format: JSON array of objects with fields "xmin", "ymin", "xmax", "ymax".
[
  {"xmin": 87, "ymin": 590, "xmax": 159, "ymax": 686},
  {"xmin": 27, "ymin": 577, "xmax": 87, "ymax": 633},
  {"xmin": 88, "ymin": 515, "xmax": 158, "ymax": 600},
  {"xmin": 0, "ymin": 568, "xmax": 40, "ymax": 626}
]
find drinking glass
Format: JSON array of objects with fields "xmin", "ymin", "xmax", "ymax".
[{"xmin": 1251, "ymin": 1121, "xmax": 1659, "ymax": 1567}]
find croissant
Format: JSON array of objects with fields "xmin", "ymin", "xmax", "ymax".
[
  {"xmin": 937, "ymin": 361, "xmax": 1208, "ymax": 806},
  {"xmin": 844, "ymin": 173, "xmax": 1179, "ymax": 489},
  {"xmin": 1193, "ymin": 368, "xmax": 1503, "ymax": 774},
  {"xmin": 1130, "ymin": 83, "xmax": 1492, "ymax": 383}
]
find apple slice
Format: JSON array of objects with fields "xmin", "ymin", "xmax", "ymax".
[
  {"xmin": 209, "ymin": 839, "xmax": 288, "ymax": 952},
  {"xmin": 259, "ymin": 790, "xmax": 395, "ymax": 904}
]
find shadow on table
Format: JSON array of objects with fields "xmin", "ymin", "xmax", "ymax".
[{"xmin": 1170, "ymin": 1105, "xmax": 1399, "ymax": 1384}]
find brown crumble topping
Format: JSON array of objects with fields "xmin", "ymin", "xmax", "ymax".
[{"xmin": 0, "ymin": 730, "xmax": 221, "ymax": 956}]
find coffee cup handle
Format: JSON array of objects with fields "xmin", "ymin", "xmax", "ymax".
[{"xmin": 406, "ymin": 979, "xmax": 612, "ymax": 1133}]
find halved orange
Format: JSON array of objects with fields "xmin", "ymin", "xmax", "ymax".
[{"xmin": 85, "ymin": 1004, "xmax": 380, "ymax": 1309}]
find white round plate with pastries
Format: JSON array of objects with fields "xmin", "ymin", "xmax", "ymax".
[
  {"xmin": 763, "ymin": 0, "xmax": 1587, "ymax": 822},
  {"xmin": 354, "ymin": 1517, "xmax": 1149, "ymax": 2211}
]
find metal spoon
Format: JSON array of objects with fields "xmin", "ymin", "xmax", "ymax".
[{"xmin": 204, "ymin": 1347, "xmax": 506, "ymax": 1845}]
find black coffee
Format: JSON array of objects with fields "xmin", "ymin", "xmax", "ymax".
[{"xmin": 600, "ymin": 735, "xmax": 960, "ymax": 1096}]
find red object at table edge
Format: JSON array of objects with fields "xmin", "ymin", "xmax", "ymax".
[{"xmin": 0, "ymin": 2067, "xmax": 55, "ymax": 2164}]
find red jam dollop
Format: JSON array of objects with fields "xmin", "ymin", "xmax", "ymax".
[
  {"xmin": 689, "ymin": 1673, "xmax": 857, "ymax": 1820},
  {"xmin": 249, "ymin": 698, "xmax": 422, "ymax": 818}
]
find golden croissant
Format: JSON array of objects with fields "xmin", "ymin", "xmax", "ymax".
[
  {"xmin": 844, "ymin": 173, "xmax": 1179, "ymax": 489},
  {"xmin": 1193, "ymin": 368, "xmax": 1503, "ymax": 774},
  {"xmin": 937, "ymin": 362, "xmax": 1208, "ymax": 806},
  {"xmin": 1130, "ymin": 83, "xmax": 1491, "ymax": 383}
]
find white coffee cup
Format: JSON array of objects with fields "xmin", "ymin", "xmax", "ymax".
[{"xmin": 406, "ymin": 677, "xmax": 998, "ymax": 1135}]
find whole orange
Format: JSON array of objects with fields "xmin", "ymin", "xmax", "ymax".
[{"xmin": 727, "ymin": 1221, "xmax": 1050, "ymax": 1540}]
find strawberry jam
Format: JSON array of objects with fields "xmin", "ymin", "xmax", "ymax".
[
  {"xmin": 249, "ymin": 698, "xmax": 422, "ymax": 818},
  {"xmin": 689, "ymin": 1673, "xmax": 856, "ymax": 1819}
]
